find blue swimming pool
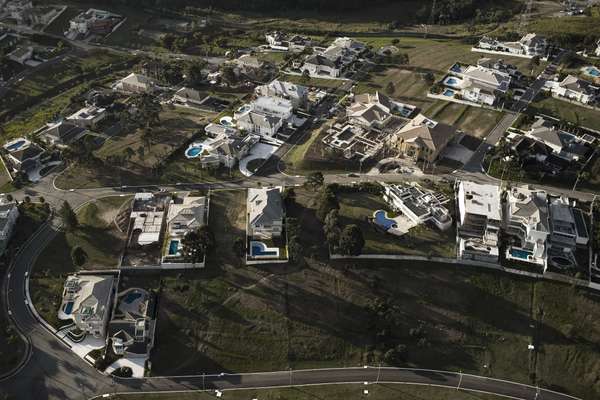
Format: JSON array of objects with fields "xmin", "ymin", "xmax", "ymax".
[
  {"xmin": 185, "ymin": 146, "xmax": 203, "ymax": 158},
  {"xmin": 124, "ymin": 291, "xmax": 142, "ymax": 304},
  {"xmin": 443, "ymin": 89, "xmax": 455, "ymax": 97},
  {"xmin": 168, "ymin": 239, "xmax": 180, "ymax": 255},
  {"xmin": 584, "ymin": 66, "xmax": 600, "ymax": 77},
  {"xmin": 373, "ymin": 210, "xmax": 396, "ymax": 231},
  {"xmin": 510, "ymin": 248, "xmax": 532, "ymax": 260},
  {"xmin": 446, "ymin": 78, "xmax": 459, "ymax": 85},
  {"xmin": 251, "ymin": 241, "xmax": 278, "ymax": 257},
  {"xmin": 64, "ymin": 301, "xmax": 74, "ymax": 315},
  {"xmin": 6, "ymin": 140, "xmax": 25, "ymax": 152}
]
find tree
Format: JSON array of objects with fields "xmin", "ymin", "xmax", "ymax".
[
  {"xmin": 338, "ymin": 225, "xmax": 364, "ymax": 256},
  {"xmin": 300, "ymin": 69, "xmax": 310, "ymax": 84},
  {"xmin": 323, "ymin": 209, "xmax": 341, "ymax": 249},
  {"xmin": 124, "ymin": 147, "xmax": 135, "ymax": 162},
  {"xmin": 182, "ymin": 226, "xmax": 215, "ymax": 264},
  {"xmin": 385, "ymin": 81, "xmax": 395, "ymax": 95},
  {"xmin": 315, "ymin": 186, "xmax": 339, "ymax": 222},
  {"xmin": 529, "ymin": 55, "xmax": 540, "ymax": 73},
  {"xmin": 397, "ymin": 53, "xmax": 409, "ymax": 65},
  {"xmin": 384, "ymin": 344, "xmax": 407, "ymax": 365},
  {"xmin": 232, "ymin": 237, "xmax": 245, "ymax": 257},
  {"xmin": 59, "ymin": 201, "xmax": 78, "ymax": 231},
  {"xmin": 288, "ymin": 237, "xmax": 304, "ymax": 263},
  {"xmin": 185, "ymin": 61, "xmax": 207, "ymax": 86},
  {"xmin": 305, "ymin": 171, "xmax": 324, "ymax": 189},
  {"xmin": 71, "ymin": 246, "xmax": 88, "ymax": 267},
  {"xmin": 423, "ymin": 72, "xmax": 435, "ymax": 86},
  {"xmin": 38, "ymin": 196, "xmax": 45, "ymax": 204},
  {"xmin": 23, "ymin": 196, "xmax": 31, "ymax": 204},
  {"xmin": 131, "ymin": 93, "xmax": 161, "ymax": 127},
  {"xmin": 220, "ymin": 65, "xmax": 238, "ymax": 86}
]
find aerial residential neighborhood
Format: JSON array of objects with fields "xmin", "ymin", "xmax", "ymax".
[{"xmin": 2, "ymin": 1, "xmax": 600, "ymax": 400}]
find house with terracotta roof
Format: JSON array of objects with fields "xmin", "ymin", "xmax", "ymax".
[{"xmin": 389, "ymin": 114, "xmax": 457, "ymax": 163}]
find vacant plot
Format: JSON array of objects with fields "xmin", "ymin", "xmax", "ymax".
[
  {"xmin": 336, "ymin": 191, "xmax": 456, "ymax": 258},
  {"xmin": 111, "ymin": 383, "xmax": 506, "ymax": 400},
  {"xmin": 282, "ymin": 73, "xmax": 345, "ymax": 90},
  {"xmin": 30, "ymin": 196, "xmax": 131, "ymax": 328},
  {"xmin": 425, "ymin": 102, "xmax": 502, "ymax": 138},
  {"xmin": 205, "ymin": 189, "xmax": 247, "ymax": 268},
  {"xmin": 529, "ymin": 96, "xmax": 600, "ymax": 130}
]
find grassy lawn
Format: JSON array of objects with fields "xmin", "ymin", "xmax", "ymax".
[
  {"xmin": 205, "ymin": 189, "xmax": 247, "ymax": 268},
  {"xmin": 149, "ymin": 186, "xmax": 598, "ymax": 398},
  {"xmin": 54, "ymin": 107, "xmax": 245, "ymax": 189},
  {"xmin": 282, "ymin": 73, "xmax": 345, "ymax": 90},
  {"xmin": 529, "ymin": 96, "xmax": 600, "ymax": 130},
  {"xmin": 424, "ymin": 102, "xmax": 502, "ymax": 138},
  {"xmin": 1, "ymin": 51, "xmax": 131, "ymax": 143},
  {"xmin": 337, "ymin": 192, "xmax": 456, "ymax": 257},
  {"xmin": 0, "ymin": 203, "xmax": 50, "ymax": 376},
  {"xmin": 96, "ymin": 108, "xmax": 213, "ymax": 169},
  {"xmin": 111, "ymin": 383, "xmax": 506, "ymax": 400},
  {"xmin": 0, "ymin": 158, "xmax": 12, "ymax": 189},
  {"xmin": 150, "ymin": 257, "xmax": 544, "ymax": 390},
  {"xmin": 30, "ymin": 196, "xmax": 131, "ymax": 328},
  {"xmin": 354, "ymin": 37, "xmax": 543, "ymax": 111}
]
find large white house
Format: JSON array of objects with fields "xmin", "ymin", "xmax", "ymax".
[
  {"xmin": 66, "ymin": 105, "xmax": 107, "ymax": 129},
  {"xmin": 114, "ymin": 73, "xmax": 156, "ymax": 94},
  {"xmin": 382, "ymin": 183, "xmax": 452, "ymax": 231},
  {"xmin": 163, "ymin": 195, "xmax": 208, "ymax": 263},
  {"xmin": 505, "ymin": 186, "xmax": 549, "ymax": 267},
  {"xmin": 457, "ymin": 181, "xmax": 502, "ymax": 262},
  {"xmin": 302, "ymin": 54, "xmax": 341, "ymax": 78},
  {"xmin": 247, "ymin": 187, "xmax": 284, "ymax": 240},
  {"xmin": 58, "ymin": 274, "xmax": 115, "ymax": 339},
  {"xmin": 477, "ymin": 33, "xmax": 547, "ymax": 57},
  {"xmin": 255, "ymin": 79, "xmax": 308, "ymax": 110},
  {"xmin": 550, "ymin": 75, "xmax": 598, "ymax": 105},
  {"xmin": 447, "ymin": 63, "xmax": 511, "ymax": 106}
]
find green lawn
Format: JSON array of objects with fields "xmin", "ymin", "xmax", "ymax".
[
  {"xmin": 30, "ymin": 196, "xmax": 131, "ymax": 328},
  {"xmin": 111, "ymin": 383, "xmax": 506, "ymax": 400},
  {"xmin": 337, "ymin": 192, "xmax": 456, "ymax": 257},
  {"xmin": 529, "ymin": 96, "xmax": 600, "ymax": 130},
  {"xmin": 354, "ymin": 36, "xmax": 544, "ymax": 111},
  {"xmin": 424, "ymin": 102, "xmax": 502, "ymax": 138},
  {"xmin": 282, "ymin": 73, "xmax": 345, "ymax": 89},
  {"xmin": 205, "ymin": 189, "xmax": 247, "ymax": 268}
]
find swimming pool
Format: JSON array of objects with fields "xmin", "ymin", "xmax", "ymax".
[
  {"xmin": 5, "ymin": 139, "xmax": 26, "ymax": 152},
  {"xmin": 220, "ymin": 116, "xmax": 235, "ymax": 127},
  {"xmin": 237, "ymin": 105, "xmax": 251, "ymax": 114},
  {"xmin": 509, "ymin": 248, "xmax": 532, "ymax": 260},
  {"xmin": 250, "ymin": 241, "xmax": 279, "ymax": 257},
  {"xmin": 584, "ymin": 66, "xmax": 600, "ymax": 77},
  {"xmin": 444, "ymin": 77, "xmax": 460, "ymax": 86},
  {"xmin": 373, "ymin": 210, "xmax": 397, "ymax": 231},
  {"xmin": 63, "ymin": 301, "xmax": 74, "ymax": 315},
  {"xmin": 124, "ymin": 291, "xmax": 143, "ymax": 304},
  {"xmin": 168, "ymin": 239, "xmax": 180, "ymax": 255},
  {"xmin": 443, "ymin": 89, "xmax": 455, "ymax": 97},
  {"xmin": 185, "ymin": 145, "xmax": 203, "ymax": 158}
]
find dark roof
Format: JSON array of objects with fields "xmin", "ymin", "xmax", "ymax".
[
  {"xmin": 10, "ymin": 143, "xmax": 43, "ymax": 162},
  {"xmin": 43, "ymin": 122, "xmax": 86, "ymax": 143},
  {"xmin": 305, "ymin": 54, "xmax": 337, "ymax": 68}
]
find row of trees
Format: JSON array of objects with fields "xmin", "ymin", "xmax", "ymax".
[{"xmin": 306, "ymin": 173, "xmax": 366, "ymax": 256}]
